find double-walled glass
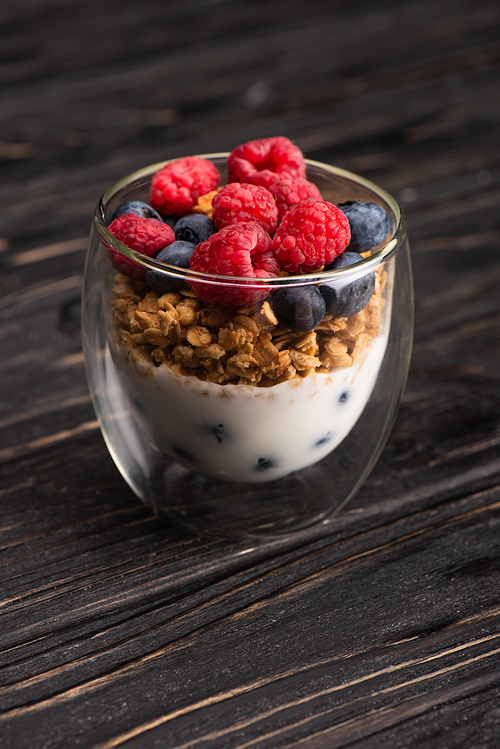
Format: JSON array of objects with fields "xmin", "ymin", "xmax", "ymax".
[{"xmin": 82, "ymin": 155, "xmax": 413, "ymax": 539}]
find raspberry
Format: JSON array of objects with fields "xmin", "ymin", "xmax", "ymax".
[
  {"xmin": 149, "ymin": 157, "xmax": 220, "ymax": 217},
  {"xmin": 227, "ymin": 136, "xmax": 306, "ymax": 189},
  {"xmin": 272, "ymin": 201, "xmax": 351, "ymax": 274},
  {"xmin": 212, "ymin": 183, "xmax": 278, "ymax": 234},
  {"xmin": 108, "ymin": 214, "xmax": 175, "ymax": 280},
  {"xmin": 267, "ymin": 176, "xmax": 322, "ymax": 220},
  {"xmin": 189, "ymin": 222, "xmax": 280, "ymax": 307}
]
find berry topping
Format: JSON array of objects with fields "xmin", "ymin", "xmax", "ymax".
[
  {"xmin": 271, "ymin": 285, "xmax": 326, "ymax": 332},
  {"xmin": 272, "ymin": 200, "xmax": 351, "ymax": 274},
  {"xmin": 108, "ymin": 214, "xmax": 175, "ymax": 280},
  {"xmin": 227, "ymin": 136, "xmax": 306, "ymax": 189},
  {"xmin": 145, "ymin": 240, "xmax": 195, "ymax": 293},
  {"xmin": 112, "ymin": 200, "xmax": 164, "ymax": 223},
  {"xmin": 174, "ymin": 214, "xmax": 217, "ymax": 245},
  {"xmin": 212, "ymin": 182, "xmax": 278, "ymax": 234},
  {"xmin": 338, "ymin": 200, "xmax": 390, "ymax": 252},
  {"xmin": 267, "ymin": 176, "xmax": 321, "ymax": 220},
  {"xmin": 150, "ymin": 157, "xmax": 220, "ymax": 217},
  {"xmin": 189, "ymin": 222, "xmax": 279, "ymax": 307},
  {"xmin": 320, "ymin": 251, "xmax": 375, "ymax": 317}
]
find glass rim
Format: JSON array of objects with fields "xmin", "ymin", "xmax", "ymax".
[{"xmin": 94, "ymin": 153, "xmax": 407, "ymax": 289}]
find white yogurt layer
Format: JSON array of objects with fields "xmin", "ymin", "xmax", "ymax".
[{"xmin": 110, "ymin": 330, "xmax": 388, "ymax": 484}]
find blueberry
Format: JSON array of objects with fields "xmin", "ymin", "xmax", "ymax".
[
  {"xmin": 255, "ymin": 458, "xmax": 278, "ymax": 471},
  {"xmin": 271, "ymin": 286, "xmax": 326, "ymax": 332},
  {"xmin": 201, "ymin": 423, "xmax": 230, "ymax": 444},
  {"xmin": 339, "ymin": 391, "xmax": 349, "ymax": 404},
  {"xmin": 112, "ymin": 200, "xmax": 164, "ymax": 223},
  {"xmin": 320, "ymin": 251, "xmax": 375, "ymax": 317},
  {"xmin": 337, "ymin": 201, "xmax": 390, "ymax": 252},
  {"xmin": 175, "ymin": 214, "xmax": 217, "ymax": 245},
  {"xmin": 315, "ymin": 432, "xmax": 333, "ymax": 446},
  {"xmin": 130, "ymin": 396, "xmax": 146, "ymax": 414},
  {"xmin": 171, "ymin": 445, "xmax": 196, "ymax": 464},
  {"xmin": 146, "ymin": 240, "xmax": 195, "ymax": 294}
]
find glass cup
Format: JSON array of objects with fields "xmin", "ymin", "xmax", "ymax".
[{"xmin": 82, "ymin": 154, "xmax": 413, "ymax": 540}]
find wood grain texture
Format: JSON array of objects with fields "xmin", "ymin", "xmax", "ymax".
[{"xmin": 1, "ymin": 0, "xmax": 500, "ymax": 746}]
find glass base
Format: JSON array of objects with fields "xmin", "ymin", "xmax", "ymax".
[{"xmin": 146, "ymin": 456, "xmax": 355, "ymax": 540}]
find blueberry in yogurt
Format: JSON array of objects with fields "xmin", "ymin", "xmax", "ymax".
[
  {"xmin": 320, "ymin": 251, "xmax": 375, "ymax": 318},
  {"xmin": 171, "ymin": 445, "xmax": 197, "ymax": 464},
  {"xmin": 315, "ymin": 432, "xmax": 333, "ymax": 447},
  {"xmin": 255, "ymin": 457, "xmax": 278, "ymax": 472},
  {"xmin": 201, "ymin": 423, "xmax": 231, "ymax": 444}
]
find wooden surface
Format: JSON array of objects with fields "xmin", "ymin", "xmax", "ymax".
[{"xmin": 1, "ymin": 0, "xmax": 500, "ymax": 746}]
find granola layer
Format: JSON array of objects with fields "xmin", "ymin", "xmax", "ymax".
[{"xmin": 110, "ymin": 269, "xmax": 386, "ymax": 387}]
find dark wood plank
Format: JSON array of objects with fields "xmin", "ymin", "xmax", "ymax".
[{"xmin": 1, "ymin": 0, "xmax": 500, "ymax": 746}]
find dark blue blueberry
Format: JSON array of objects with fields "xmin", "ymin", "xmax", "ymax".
[
  {"xmin": 337, "ymin": 200, "xmax": 390, "ymax": 252},
  {"xmin": 271, "ymin": 286, "xmax": 326, "ymax": 332},
  {"xmin": 171, "ymin": 445, "xmax": 197, "ymax": 464},
  {"xmin": 146, "ymin": 240, "xmax": 195, "ymax": 294},
  {"xmin": 112, "ymin": 200, "xmax": 164, "ymax": 223},
  {"xmin": 320, "ymin": 251, "xmax": 375, "ymax": 317},
  {"xmin": 339, "ymin": 391, "xmax": 349, "ymax": 404},
  {"xmin": 254, "ymin": 457, "xmax": 278, "ymax": 471},
  {"xmin": 175, "ymin": 214, "xmax": 217, "ymax": 245},
  {"xmin": 315, "ymin": 432, "xmax": 333, "ymax": 446},
  {"xmin": 201, "ymin": 423, "xmax": 231, "ymax": 444},
  {"xmin": 131, "ymin": 397, "xmax": 146, "ymax": 414}
]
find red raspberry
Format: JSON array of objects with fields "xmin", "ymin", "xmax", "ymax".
[
  {"xmin": 267, "ymin": 176, "xmax": 322, "ymax": 220},
  {"xmin": 189, "ymin": 222, "xmax": 280, "ymax": 307},
  {"xmin": 108, "ymin": 214, "xmax": 175, "ymax": 280},
  {"xmin": 227, "ymin": 136, "xmax": 306, "ymax": 189},
  {"xmin": 212, "ymin": 182, "xmax": 278, "ymax": 234},
  {"xmin": 272, "ymin": 201, "xmax": 351, "ymax": 274},
  {"xmin": 150, "ymin": 157, "xmax": 220, "ymax": 217}
]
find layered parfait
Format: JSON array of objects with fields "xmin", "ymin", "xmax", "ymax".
[{"xmin": 105, "ymin": 137, "xmax": 391, "ymax": 483}]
